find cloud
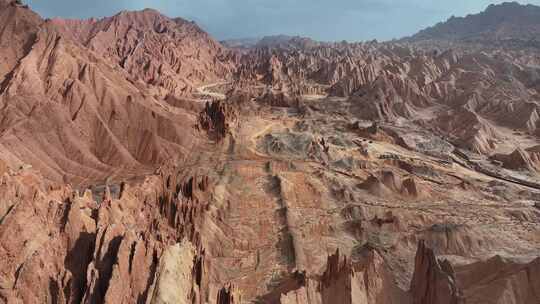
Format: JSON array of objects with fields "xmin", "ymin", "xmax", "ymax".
[{"xmin": 24, "ymin": 0, "xmax": 540, "ymax": 41}]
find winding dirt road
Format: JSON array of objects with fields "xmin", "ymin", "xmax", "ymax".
[{"xmin": 196, "ymin": 81, "xmax": 230, "ymax": 100}]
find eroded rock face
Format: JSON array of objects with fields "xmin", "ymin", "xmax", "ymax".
[
  {"xmin": 234, "ymin": 37, "xmax": 540, "ymax": 155},
  {"xmin": 409, "ymin": 241, "xmax": 540, "ymax": 304},
  {"xmin": 147, "ymin": 241, "xmax": 200, "ymax": 304},
  {"xmin": 0, "ymin": 22, "xmax": 202, "ymax": 187},
  {"xmin": 492, "ymin": 148, "xmax": 540, "ymax": 172},
  {"xmin": 0, "ymin": 165, "xmax": 234, "ymax": 304},
  {"xmin": 410, "ymin": 241, "xmax": 460, "ymax": 304},
  {"xmin": 257, "ymin": 89, "xmax": 300, "ymax": 108},
  {"xmin": 1, "ymin": 2, "xmax": 540, "ymax": 304},
  {"xmin": 49, "ymin": 9, "xmax": 235, "ymax": 98},
  {"xmin": 0, "ymin": 0, "xmax": 41, "ymax": 84},
  {"xmin": 234, "ymin": 42, "xmax": 388, "ymax": 98},
  {"xmin": 216, "ymin": 284, "xmax": 242, "ymax": 304},
  {"xmin": 455, "ymin": 256, "xmax": 540, "ymax": 304},
  {"xmin": 277, "ymin": 248, "xmax": 405, "ymax": 304},
  {"xmin": 198, "ymin": 100, "xmax": 239, "ymax": 142},
  {"xmin": 0, "ymin": 2, "xmax": 242, "ymax": 189}
]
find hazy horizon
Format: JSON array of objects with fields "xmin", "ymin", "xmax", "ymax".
[{"xmin": 24, "ymin": 0, "xmax": 540, "ymax": 42}]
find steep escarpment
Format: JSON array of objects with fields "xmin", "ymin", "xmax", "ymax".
[
  {"xmin": 455, "ymin": 255, "xmax": 540, "ymax": 304},
  {"xmin": 275, "ymin": 247, "xmax": 406, "ymax": 304},
  {"xmin": 410, "ymin": 241, "xmax": 460, "ymax": 304},
  {"xmin": 0, "ymin": 162, "xmax": 241, "ymax": 303},
  {"xmin": 0, "ymin": 0, "xmax": 42, "ymax": 84},
  {"xmin": 491, "ymin": 147, "xmax": 540, "ymax": 172},
  {"xmin": 49, "ymin": 9, "xmax": 235, "ymax": 98},
  {"xmin": 198, "ymin": 100, "xmax": 239, "ymax": 142},
  {"xmin": 0, "ymin": 8, "xmax": 217, "ymax": 186}
]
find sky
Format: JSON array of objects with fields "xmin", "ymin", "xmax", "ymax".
[{"xmin": 24, "ymin": 0, "xmax": 540, "ymax": 41}]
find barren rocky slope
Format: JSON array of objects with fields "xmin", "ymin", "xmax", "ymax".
[
  {"xmin": 0, "ymin": 0, "xmax": 41, "ymax": 84},
  {"xmin": 0, "ymin": 0, "xmax": 236, "ymax": 187},
  {"xmin": 406, "ymin": 2, "xmax": 540, "ymax": 45},
  {"xmin": 49, "ymin": 9, "xmax": 235, "ymax": 98},
  {"xmin": 0, "ymin": 1, "xmax": 539, "ymax": 304},
  {"xmin": 234, "ymin": 39, "xmax": 540, "ymax": 155}
]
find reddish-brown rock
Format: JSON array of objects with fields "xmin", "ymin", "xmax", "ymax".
[
  {"xmin": 410, "ymin": 241, "xmax": 460, "ymax": 304},
  {"xmin": 1, "ymin": 2, "xmax": 540, "ymax": 304}
]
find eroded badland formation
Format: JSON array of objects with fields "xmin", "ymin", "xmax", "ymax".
[{"xmin": 0, "ymin": 0, "xmax": 539, "ymax": 303}]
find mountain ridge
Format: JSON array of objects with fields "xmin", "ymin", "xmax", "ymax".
[
  {"xmin": 0, "ymin": 2, "xmax": 539, "ymax": 304},
  {"xmin": 406, "ymin": 1, "xmax": 540, "ymax": 43}
]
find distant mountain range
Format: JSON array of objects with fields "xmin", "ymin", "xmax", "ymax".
[
  {"xmin": 222, "ymin": 34, "xmax": 320, "ymax": 49},
  {"xmin": 406, "ymin": 1, "xmax": 540, "ymax": 43},
  {"xmin": 220, "ymin": 37, "xmax": 260, "ymax": 49},
  {"xmin": 224, "ymin": 2, "xmax": 540, "ymax": 48}
]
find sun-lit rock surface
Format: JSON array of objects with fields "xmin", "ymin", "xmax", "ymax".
[{"xmin": 0, "ymin": 1, "xmax": 539, "ymax": 303}]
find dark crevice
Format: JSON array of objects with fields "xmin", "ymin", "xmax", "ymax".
[
  {"xmin": 0, "ymin": 203, "xmax": 16, "ymax": 225},
  {"xmin": 71, "ymin": 99, "xmax": 85, "ymax": 121},
  {"xmin": 216, "ymin": 286, "xmax": 234, "ymax": 304},
  {"xmin": 119, "ymin": 181, "xmax": 126, "ymax": 199},
  {"xmin": 64, "ymin": 232, "xmax": 96, "ymax": 304},
  {"xmin": 95, "ymin": 235, "xmax": 123, "ymax": 302},
  {"xmin": 255, "ymin": 270, "xmax": 306, "ymax": 303},
  {"xmin": 128, "ymin": 241, "xmax": 137, "ymax": 273},
  {"xmin": 137, "ymin": 249, "xmax": 159, "ymax": 304},
  {"xmin": 63, "ymin": 279, "xmax": 72, "ymax": 304},
  {"xmin": 60, "ymin": 198, "xmax": 73, "ymax": 233},
  {"xmin": 95, "ymin": 227, "xmax": 109, "ymax": 262},
  {"xmin": 13, "ymin": 263, "xmax": 24, "ymax": 288},
  {"xmin": 193, "ymin": 253, "xmax": 204, "ymax": 287},
  {"xmin": 49, "ymin": 277, "xmax": 60, "ymax": 304}
]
